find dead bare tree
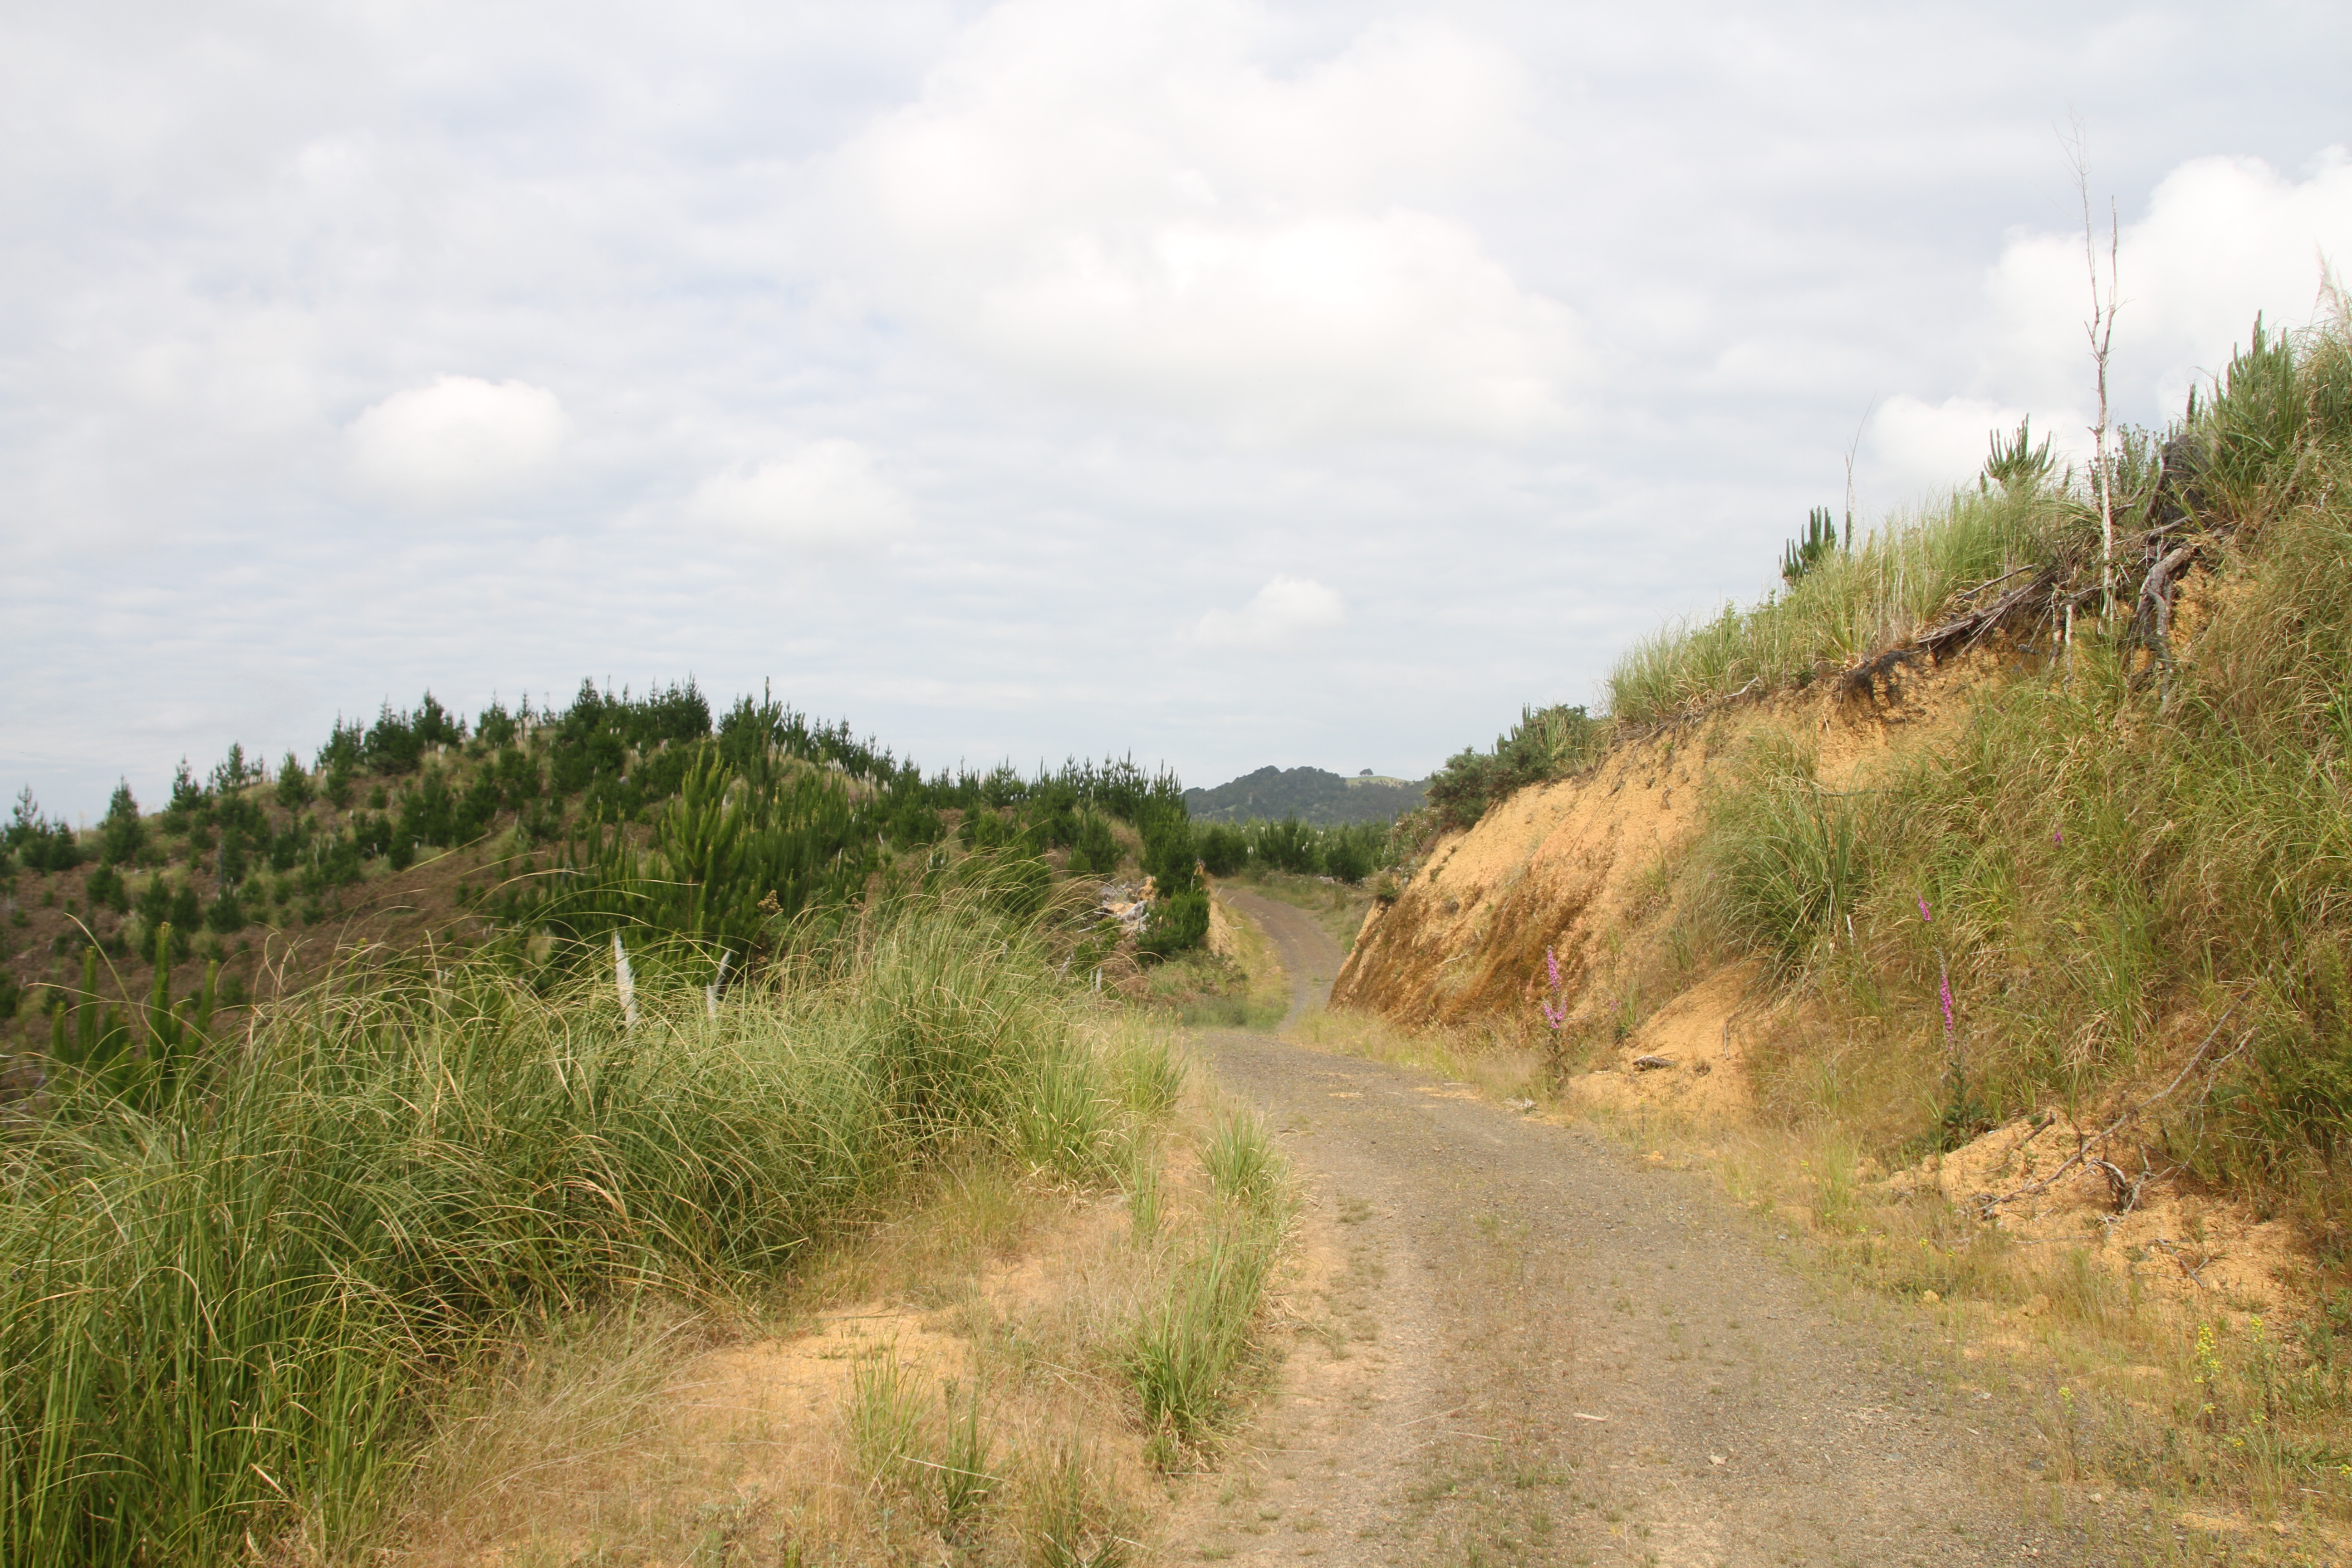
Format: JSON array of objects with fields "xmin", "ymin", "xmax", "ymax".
[
  {"xmin": 2068, "ymin": 121, "xmax": 2122, "ymax": 620},
  {"xmin": 1842, "ymin": 395, "xmax": 1879, "ymax": 555}
]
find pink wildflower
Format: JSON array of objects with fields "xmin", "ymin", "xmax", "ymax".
[
  {"xmin": 1538, "ymin": 945, "xmax": 1568, "ymax": 1030},
  {"xmin": 1918, "ymin": 897, "xmax": 1931, "ymax": 923}
]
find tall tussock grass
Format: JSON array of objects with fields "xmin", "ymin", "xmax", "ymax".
[
  {"xmin": 1128, "ymin": 1107, "xmax": 1294, "ymax": 1455},
  {"xmin": 0, "ymin": 894, "xmax": 1139, "ymax": 1567}
]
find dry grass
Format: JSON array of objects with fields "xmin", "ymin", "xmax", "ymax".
[
  {"xmin": 1289, "ymin": 1005, "xmax": 1556, "ymax": 1109},
  {"xmin": 382, "ymin": 1041, "xmax": 1296, "ymax": 1568}
]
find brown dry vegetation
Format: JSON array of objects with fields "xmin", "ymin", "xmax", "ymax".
[{"xmin": 380, "ymin": 1058, "xmax": 1297, "ymax": 1568}]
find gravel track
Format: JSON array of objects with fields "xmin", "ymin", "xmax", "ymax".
[{"xmin": 1166, "ymin": 890, "xmax": 2111, "ymax": 1567}]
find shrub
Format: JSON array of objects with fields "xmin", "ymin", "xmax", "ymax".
[
  {"xmin": 164, "ymin": 758, "xmax": 206, "ymax": 828},
  {"xmin": 1066, "ymin": 809, "xmax": 1123, "ymax": 875},
  {"xmin": 1196, "ymin": 822, "xmax": 1248, "ymax": 878},
  {"xmin": 1423, "ymin": 704, "xmax": 1607, "ymax": 834},
  {"xmin": 475, "ymin": 699, "xmax": 519, "ymax": 750},
  {"xmin": 5, "ymin": 789, "xmax": 82, "ymax": 874},
  {"xmin": 274, "ymin": 753, "xmax": 313, "ymax": 810},
  {"xmin": 204, "ymin": 886, "xmax": 245, "ymax": 935},
  {"xmin": 1139, "ymin": 888, "xmax": 1210, "ymax": 958},
  {"xmin": 1252, "ymin": 817, "xmax": 1319, "ymax": 875},
  {"xmin": 83, "ymin": 864, "xmax": 127, "ymax": 915}
]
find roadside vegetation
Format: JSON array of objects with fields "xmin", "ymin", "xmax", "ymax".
[
  {"xmin": 1656, "ymin": 314, "xmax": 2352, "ymax": 1240},
  {"xmin": 1401, "ymin": 308, "xmax": 2352, "ymax": 1244},
  {"xmin": 0, "ymin": 692, "xmax": 1318, "ymax": 1565},
  {"xmin": 1410, "ymin": 702, "xmax": 1610, "ymax": 843},
  {"xmin": 1194, "ymin": 814, "xmax": 1395, "ymax": 885},
  {"xmin": 0, "ymin": 892, "xmax": 1294, "ymax": 1566}
]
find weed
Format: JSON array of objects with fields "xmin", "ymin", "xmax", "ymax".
[
  {"xmin": 848, "ymin": 1350, "xmax": 929, "ymax": 1499},
  {"xmin": 1200, "ymin": 1107, "xmax": 1282, "ymax": 1210},
  {"xmin": 1129, "ymin": 1112, "xmax": 1294, "ymax": 1455},
  {"xmin": 1024, "ymin": 1438, "xmax": 1129, "ymax": 1568},
  {"xmin": 938, "ymin": 1379, "xmax": 997, "ymax": 1528}
]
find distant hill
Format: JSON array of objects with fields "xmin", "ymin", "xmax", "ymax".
[{"xmin": 1184, "ymin": 766, "xmax": 1427, "ymax": 826}]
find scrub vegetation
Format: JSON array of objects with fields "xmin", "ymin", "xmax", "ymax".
[
  {"xmin": 0, "ymin": 891, "xmax": 1293, "ymax": 1567},
  {"xmin": 2, "ymin": 683, "xmax": 1219, "ymax": 1059},
  {"xmin": 0, "ymin": 692, "xmax": 1308, "ymax": 1565},
  {"xmin": 1655, "ymin": 314, "xmax": 2352, "ymax": 1240},
  {"xmin": 1194, "ymin": 814, "xmax": 1396, "ymax": 885}
]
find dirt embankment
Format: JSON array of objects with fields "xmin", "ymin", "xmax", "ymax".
[
  {"xmin": 1333, "ymin": 661, "xmax": 1964, "ymax": 1038},
  {"xmin": 1331, "ymin": 657, "xmax": 2314, "ymax": 1318}
]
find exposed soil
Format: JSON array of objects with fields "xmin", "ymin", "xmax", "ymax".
[
  {"xmin": 1169, "ymin": 902, "xmax": 2170, "ymax": 1566},
  {"xmin": 1331, "ymin": 656, "xmax": 1981, "ymax": 1032}
]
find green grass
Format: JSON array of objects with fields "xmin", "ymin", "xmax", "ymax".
[
  {"xmin": 1127, "ymin": 1106, "xmax": 1294, "ymax": 1452},
  {"xmin": 0, "ymin": 892, "xmax": 1151, "ymax": 1567},
  {"xmin": 1606, "ymin": 482, "xmax": 2074, "ymax": 725}
]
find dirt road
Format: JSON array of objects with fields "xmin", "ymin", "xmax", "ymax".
[{"xmin": 1172, "ymin": 891, "xmax": 2111, "ymax": 1566}]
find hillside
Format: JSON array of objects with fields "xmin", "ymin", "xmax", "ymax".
[
  {"xmin": 1183, "ymin": 764, "xmax": 1426, "ymax": 825},
  {"xmin": 1, "ymin": 683, "xmax": 1224, "ymax": 1080},
  {"xmin": 1334, "ymin": 314, "xmax": 2352, "ymax": 1506},
  {"xmin": 1317, "ymin": 313, "xmax": 2352, "ymax": 1523}
]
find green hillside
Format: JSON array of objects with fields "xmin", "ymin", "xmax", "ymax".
[
  {"xmin": 0, "ymin": 682, "xmax": 1226, "ymax": 1068},
  {"xmin": 1184, "ymin": 764, "xmax": 1426, "ymax": 825}
]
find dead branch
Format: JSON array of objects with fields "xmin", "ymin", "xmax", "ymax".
[
  {"xmin": 1835, "ymin": 646, "xmax": 1926, "ymax": 704},
  {"xmin": 1912, "ymin": 570, "xmax": 2058, "ymax": 659},
  {"xmin": 1977, "ymin": 1003, "xmax": 2243, "ymax": 1220},
  {"xmin": 2126, "ymin": 540, "xmax": 2201, "ymax": 677}
]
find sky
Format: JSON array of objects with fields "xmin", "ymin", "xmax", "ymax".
[{"xmin": 5, "ymin": 0, "xmax": 2350, "ymax": 820}]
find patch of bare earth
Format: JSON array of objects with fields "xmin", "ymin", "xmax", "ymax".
[{"xmin": 389, "ymin": 1179, "xmax": 1164, "ymax": 1567}]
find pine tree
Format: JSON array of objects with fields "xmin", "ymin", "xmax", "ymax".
[
  {"xmin": 96, "ymin": 780, "xmax": 145, "ymax": 866},
  {"xmin": 275, "ymin": 752, "xmax": 314, "ymax": 810}
]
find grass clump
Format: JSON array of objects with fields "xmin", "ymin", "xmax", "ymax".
[
  {"xmin": 0, "ymin": 892, "xmax": 1138, "ymax": 1568},
  {"xmin": 1128, "ymin": 1106, "xmax": 1294, "ymax": 1455},
  {"xmin": 1607, "ymin": 483, "xmax": 2075, "ymax": 725}
]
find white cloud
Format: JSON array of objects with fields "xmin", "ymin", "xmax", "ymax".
[
  {"xmin": 686, "ymin": 440, "xmax": 910, "ymax": 551},
  {"xmin": 830, "ymin": 0, "xmax": 1582, "ymax": 441},
  {"xmin": 1980, "ymin": 150, "xmax": 2352, "ymax": 419},
  {"xmin": 345, "ymin": 377, "xmax": 566, "ymax": 507},
  {"xmin": 1190, "ymin": 575, "xmax": 1345, "ymax": 648},
  {"xmin": 1866, "ymin": 393, "xmax": 2082, "ymax": 505},
  {"xmin": 1863, "ymin": 150, "xmax": 2352, "ymax": 502}
]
